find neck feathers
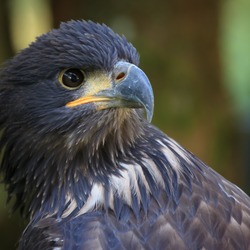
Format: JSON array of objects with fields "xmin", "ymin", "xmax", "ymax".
[
  {"xmin": 32, "ymin": 128, "xmax": 196, "ymax": 222},
  {"xmin": 1, "ymin": 110, "xmax": 197, "ymax": 220}
]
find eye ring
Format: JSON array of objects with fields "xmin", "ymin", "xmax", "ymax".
[{"xmin": 59, "ymin": 68, "xmax": 85, "ymax": 89}]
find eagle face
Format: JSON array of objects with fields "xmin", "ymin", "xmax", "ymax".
[
  {"xmin": 1, "ymin": 20, "xmax": 250, "ymax": 250},
  {"xmin": 0, "ymin": 20, "xmax": 152, "ymax": 143}
]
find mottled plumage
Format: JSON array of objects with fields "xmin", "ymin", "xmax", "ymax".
[{"xmin": 0, "ymin": 20, "xmax": 250, "ymax": 250}]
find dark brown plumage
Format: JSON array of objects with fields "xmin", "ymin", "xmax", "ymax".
[{"xmin": 0, "ymin": 20, "xmax": 250, "ymax": 250}]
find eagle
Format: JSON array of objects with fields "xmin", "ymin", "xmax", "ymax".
[{"xmin": 0, "ymin": 20, "xmax": 250, "ymax": 250}]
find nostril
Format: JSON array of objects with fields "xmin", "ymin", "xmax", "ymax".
[{"xmin": 115, "ymin": 72, "xmax": 126, "ymax": 82}]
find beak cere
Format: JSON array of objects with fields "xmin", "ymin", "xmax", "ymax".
[{"xmin": 66, "ymin": 62, "xmax": 154, "ymax": 123}]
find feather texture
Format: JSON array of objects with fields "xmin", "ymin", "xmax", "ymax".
[
  {"xmin": 18, "ymin": 126, "xmax": 250, "ymax": 249},
  {"xmin": 0, "ymin": 20, "xmax": 250, "ymax": 250}
]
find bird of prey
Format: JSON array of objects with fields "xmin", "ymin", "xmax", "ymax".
[{"xmin": 0, "ymin": 20, "xmax": 250, "ymax": 250}]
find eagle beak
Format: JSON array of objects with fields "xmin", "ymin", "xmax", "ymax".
[
  {"xmin": 66, "ymin": 62, "xmax": 154, "ymax": 123},
  {"xmin": 110, "ymin": 62, "xmax": 154, "ymax": 122}
]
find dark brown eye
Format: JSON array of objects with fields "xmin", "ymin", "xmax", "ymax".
[{"xmin": 59, "ymin": 68, "xmax": 85, "ymax": 89}]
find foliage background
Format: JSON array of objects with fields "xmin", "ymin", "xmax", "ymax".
[{"xmin": 0, "ymin": 0, "xmax": 249, "ymax": 249}]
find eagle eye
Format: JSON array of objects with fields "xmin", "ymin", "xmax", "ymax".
[{"xmin": 59, "ymin": 68, "xmax": 85, "ymax": 89}]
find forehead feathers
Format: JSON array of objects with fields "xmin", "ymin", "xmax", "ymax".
[{"xmin": 1, "ymin": 20, "xmax": 139, "ymax": 84}]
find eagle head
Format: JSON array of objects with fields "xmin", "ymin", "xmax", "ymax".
[{"xmin": 0, "ymin": 20, "xmax": 154, "ymax": 217}]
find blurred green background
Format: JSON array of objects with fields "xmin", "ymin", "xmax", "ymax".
[{"xmin": 0, "ymin": 0, "xmax": 250, "ymax": 249}]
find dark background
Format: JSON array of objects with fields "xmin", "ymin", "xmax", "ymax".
[{"xmin": 0, "ymin": 0, "xmax": 249, "ymax": 249}]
